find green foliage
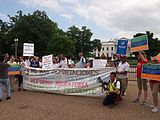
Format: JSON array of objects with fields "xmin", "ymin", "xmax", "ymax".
[
  {"xmin": 48, "ymin": 36, "xmax": 75, "ymax": 56},
  {"xmin": 0, "ymin": 10, "xmax": 101, "ymax": 57},
  {"xmin": 7, "ymin": 10, "xmax": 58, "ymax": 56},
  {"xmin": 66, "ymin": 25, "xmax": 101, "ymax": 57}
]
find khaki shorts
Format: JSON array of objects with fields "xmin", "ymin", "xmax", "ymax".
[
  {"xmin": 137, "ymin": 78, "xmax": 147, "ymax": 91},
  {"xmin": 117, "ymin": 78, "xmax": 128, "ymax": 91}
]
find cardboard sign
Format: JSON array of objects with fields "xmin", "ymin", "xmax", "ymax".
[
  {"xmin": 23, "ymin": 43, "xmax": 34, "ymax": 56},
  {"xmin": 93, "ymin": 59, "xmax": 107, "ymax": 68},
  {"xmin": 42, "ymin": 54, "xmax": 53, "ymax": 69},
  {"xmin": 116, "ymin": 40, "xmax": 128, "ymax": 55},
  {"xmin": 130, "ymin": 35, "xmax": 148, "ymax": 52},
  {"xmin": 141, "ymin": 64, "xmax": 160, "ymax": 81}
]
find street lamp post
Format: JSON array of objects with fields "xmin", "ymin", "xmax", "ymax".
[{"xmin": 14, "ymin": 38, "xmax": 18, "ymax": 59}]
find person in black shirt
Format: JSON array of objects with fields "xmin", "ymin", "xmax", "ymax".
[{"xmin": 0, "ymin": 55, "xmax": 11, "ymax": 101}]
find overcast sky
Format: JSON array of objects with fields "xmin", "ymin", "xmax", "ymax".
[{"xmin": 0, "ymin": 0, "xmax": 159, "ymax": 41}]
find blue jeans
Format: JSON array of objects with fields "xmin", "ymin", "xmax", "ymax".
[{"xmin": 0, "ymin": 78, "xmax": 11, "ymax": 98}]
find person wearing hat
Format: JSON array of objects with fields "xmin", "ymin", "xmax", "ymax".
[
  {"xmin": 149, "ymin": 53, "xmax": 160, "ymax": 113},
  {"xmin": 133, "ymin": 51, "xmax": 149, "ymax": 106}
]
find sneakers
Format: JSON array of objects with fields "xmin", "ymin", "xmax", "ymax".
[
  {"xmin": 140, "ymin": 101, "xmax": 146, "ymax": 106},
  {"xmin": 133, "ymin": 98, "xmax": 140, "ymax": 103},
  {"xmin": 6, "ymin": 96, "xmax": 11, "ymax": 100},
  {"xmin": 151, "ymin": 107, "xmax": 159, "ymax": 113},
  {"xmin": 109, "ymin": 104, "xmax": 115, "ymax": 108},
  {"xmin": 149, "ymin": 105, "xmax": 155, "ymax": 109}
]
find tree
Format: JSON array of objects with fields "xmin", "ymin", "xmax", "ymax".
[
  {"xmin": 92, "ymin": 39, "xmax": 102, "ymax": 52},
  {"xmin": 0, "ymin": 19, "xmax": 9, "ymax": 54},
  {"xmin": 48, "ymin": 36, "xmax": 75, "ymax": 56},
  {"xmin": 133, "ymin": 31, "xmax": 160, "ymax": 58},
  {"xmin": 1, "ymin": 10, "xmax": 101, "ymax": 58},
  {"xmin": 66, "ymin": 25, "xmax": 94, "ymax": 56},
  {"xmin": 7, "ymin": 10, "xmax": 59, "ymax": 56}
]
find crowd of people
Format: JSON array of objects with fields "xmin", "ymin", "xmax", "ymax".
[
  {"xmin": 103, "ymin": 51, "xmax": 160, "ymax": 113},
  {"xmin": 0, "ymin": 52, "xmax": 88, "ymax": 97},
  {"xmin": 0, "ymin": 51, "xmax": 160, "ymax": 113}
]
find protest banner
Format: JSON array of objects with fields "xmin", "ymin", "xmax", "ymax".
[
  {"xmin": 23, "ymin": 67, "xmax": 115, "ymax": 97},
  {"xmin": 93, "ymin": 59, "xmax": 107, "ymax": 68},
  {"xmin": 42, "ymin": 54, "xmax": 53, "ymax": 69},
  {"xmin": 116, "ymin": 39, "xmax": 128, "ymax": 55},
  {"xmin": 141, "ymin": 64, "xmax": 160, "ymax": 81},
  {"xmin": 130, "ymin": 35, "xmax": 148, "ymax": 52},
  {"xmin": 8, "ymin": 64, "xmax": 21, "ymax": 75},
  {"xmin": 23, "ymin": 43, "xmax": 34, "ymax": 56}
]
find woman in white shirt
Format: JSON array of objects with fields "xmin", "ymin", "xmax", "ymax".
[
  {"xmin": 59, "ymin": 54, "xmax": 68, "ymax": 68},
  {"xmin": 52, "ymin": 57, "xmax": 60, "ymax": 68}
]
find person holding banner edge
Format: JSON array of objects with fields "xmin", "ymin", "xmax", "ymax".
[
  {"xmin": 133, "ymin": 51, "xmax": 148, "ymax": 106},
  {"xmin": 149, "ymin": 53, "xmax": 160, "ymax": 113}
]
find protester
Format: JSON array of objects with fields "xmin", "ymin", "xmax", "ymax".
[
  {"xmin": 103, "ymin": 72, "xmax": 121, "ymax": 108},
  {"xmin": 3, "ymin": 53, "xmax": 9, "ymax": 63},
  {"xmin": 79, "ymin": 52, "xmax": 86, "ymax": 68},
  {"xmin": 30, "ymin": 56, "xmax": 41, "ymax": 68},
  {"xmin": 86, "ymin": 58, "xmax": 93, "ymax": 68},
  {"xmin": 116, "ymin": 56, "xmax": 130, "ymax": 96},
  {"xmin": 99, "ymin": 54, "xmax": 109, "ymax": 67},
  {"xmin": 7, "ymin": 55, "xmax": 17, "ymax": 92},
  {"xmin": 59, "ymin": 54, "xmax": 68, "ymax": 68},
  {"xmin": 100, "ymin": 53, "xmax": 107, "ymax": 59},
  {"xmin": 113, "ymin": 54, "xmax": 120, "ymax": 67},
  {"xmin": 24, "ymin": 56, "xmax": 31, "ymax": 67},
  {"xmin": 0, "ymin": 55, "xmax": 11, "ymax": 101},
  {"xmin": 149, "ymin": 53, "xmax": 160, "ymax": 113},
  {"xmin": 67, "ymin": 56, "xmax": 74, "ymax": 68},
  {"xmin": 17, "ymin": 56, "xmax": 25, "ymax": 91},
  {"xmin": 52, "ymin": 57, "xmax": 60, "ymax": 68},
  {"xmin": 133, "ymin": 51, "xmax": 149, "ymax": 105}
]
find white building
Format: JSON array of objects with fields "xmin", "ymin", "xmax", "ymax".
[{"xmin": 95, "ymin": 38, "xmax": 131, "ymax": 58}]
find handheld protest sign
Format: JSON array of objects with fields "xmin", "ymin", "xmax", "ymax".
[
  {"xmin": 130, "ymin": 35, "xmax": 148, "ymax": 53},
  {"xmin": 116, "ymin": 39, "xmax": 128, "ymax": 55},
  {"xmin": 42, "ymin": 54, "xmax": 53, "ymax": 69},
  {"xmin": 141, "ymin": 64, "xmax": 160, "ymax": 81},
  {"xmin": 23, "ymin": 43, "xmax": 34, "ymax": 56}
]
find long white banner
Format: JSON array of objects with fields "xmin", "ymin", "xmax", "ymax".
[{"xmin": 23, "ymin": 67, "xmax": 115, "ymax": 97}]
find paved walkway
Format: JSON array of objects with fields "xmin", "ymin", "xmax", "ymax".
[{"xmin": 0, "ymin": 81, "xmax": 160, "ymax": 120}]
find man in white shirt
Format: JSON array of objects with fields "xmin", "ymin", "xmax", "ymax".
[
  {"xmin": 116, "ymin": 56, "xmax": 130, "ymax": 96},
  {"xmin": 59, "ymin": 54, "xmax": 68, "ymax": 68},
  {"xmin": 52, "ymin": 57, "xmax": 60, "ymax": 68}
]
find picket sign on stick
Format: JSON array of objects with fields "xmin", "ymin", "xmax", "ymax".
[
  {"xmin": 130, "ymin": 35, "xmax": 149, "ymax": 53},
  {"xmin": 116, "ymin": 39, "xmax": 128, "ymax": 55},
  {"xmin": 141, "ymin": 64, "xmax": 160, "ymax": 81},
  {"xmin": 23, "ymin": 43, "xmax": 34, "ymax": 56}
]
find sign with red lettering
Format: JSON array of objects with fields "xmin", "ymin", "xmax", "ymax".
[{"xmin": 23, "ymin": 67, "xmax": 115, "ymax": 97}]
